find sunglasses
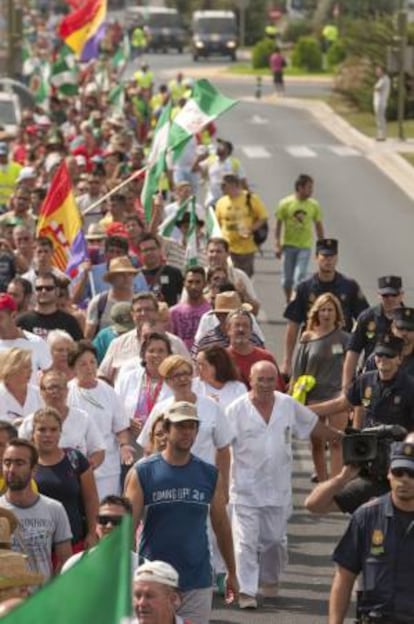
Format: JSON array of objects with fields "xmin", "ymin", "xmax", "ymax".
[
  {"xmin": 35, "ymin": 285, "xmax": 55, "ymax": 292},
  {"xmin": 391, "ymin": 467, "xmax": 414, "ymax": 479},
  {"xmin": 381, "ymin": 293, "xmax": 399, "ymax": 298},
  {"xmin": 96, "ymin": 514, "xmax": 123, "ymax": 527}
]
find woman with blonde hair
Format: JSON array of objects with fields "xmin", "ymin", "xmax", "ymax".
[
  {"xmin": 46, "ymin": 330, "xmax": 76, "ymax": 381},
  {"xmin": 291, "ymin": 292, "xmax": 349, "ymax": 482},
  {"xmin": 0, "ymin": 348, "xmax": 42, "ymax": 424}
]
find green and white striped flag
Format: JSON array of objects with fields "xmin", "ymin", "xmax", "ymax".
[
  {"xmin": 141, "ymin": 101, "xmax": 172, "ymax": 222},
  {"xmin": 51, "ymin": 45, "xmax": 79, "ymax": 96},
  {"xmin": 31, "ymin": 61, "xmax": 50, "ymax": 106},
  {"xmin": 108, "ymin": 83, "xmax": 125, "ymax": 114},
  {"xmin": 184, "ymin": 197, "xmax": 199, "ymax": 268},
  {"xmin": 168, "ymin": 79, "xmax": 237, "ymax": 161},
  {"xmin": 141, "ymin": 80, "xmax": 237, "ymax": 223},
  {"xmin": 206, "ymin": 204, "xmax": 222, "ymax": 238},
  {"xmin": 158, "ymin": 195, "xmax": 192, "ymax": 238},
  {"xmin": 112, "ymin": 34, "xmax": 130, "ymax": 74},
  {"xmin": 22, "ymin": 38, "xmax": 40, "ymax": 77}
]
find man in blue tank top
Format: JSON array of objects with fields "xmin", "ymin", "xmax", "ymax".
[{"xmin": 125, "ymin": 401, "xmax": 238, "ymax": 624}]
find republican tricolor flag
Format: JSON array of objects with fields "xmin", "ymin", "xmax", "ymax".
[
  {"xmin": 37, "ymin": 162, "xmax": 88, "ymax": 278},
  {"xmin": 59, "ymin": 0, "xmax": 107, "ymax": 59}
]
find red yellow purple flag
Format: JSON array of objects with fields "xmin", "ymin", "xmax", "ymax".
[
  {"xmin": 37, "ymin": 161, "xmax": 88, "ymax": 278},
  {"xmin": 58, "ymin": 0, "xmax": 107, "ymax": 58}
]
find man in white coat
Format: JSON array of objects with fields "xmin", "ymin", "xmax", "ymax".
[{"xmin": 226, "ymin": 360, "xmax": 342, "ymax": 609}]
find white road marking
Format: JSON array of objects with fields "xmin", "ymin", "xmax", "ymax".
[
  {"xmin": 285, "ymin": 145, "xmax": 317, "ymax": 158},
  {"xmin": 250, "ymin": 114, "xmax": 269, "ymax": 124},
  {"xmin": 329, "ymin": 145, "xmax": 361, "ymax": 157},
  {"xmin": 241, "ymin": 145, "xmax": 272, "ymax": 158}
]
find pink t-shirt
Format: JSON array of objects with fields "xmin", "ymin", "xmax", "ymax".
[
  {"xmin": 270, "ymin": 52, "xmax": 285, "ymax": 73},
  {"xmin": 170, "ymin": 300, "xmax": 212, "ymax": 350}
]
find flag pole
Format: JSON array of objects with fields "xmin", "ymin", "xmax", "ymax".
[{"xmin": 82, "ymin": 164, "xmax": 149, "ymax": 217}]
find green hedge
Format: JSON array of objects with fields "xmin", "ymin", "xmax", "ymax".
[
  {"xmin": 291, "ymin": 36, "xmax": 323, "ymax": 72},
  {"xmin": 252, "ymin": 38, "xmax": 275, "ymax": 70}
]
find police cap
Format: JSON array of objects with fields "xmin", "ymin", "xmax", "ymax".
[
  {"xmin": 374, "ymin": 334, "xmax": 404, "ymax": 358},
  {"xmin": 393, "ymin": 307, "xmax": 414, "ymax": 331},
  {"xmin": 316, "ymin": 238, "xmax": 338, "ymax": 256},
  {"xmin": 377, "ymin": 275, "xmax": 402, "ymax": 296},
  {"xmin": 391, "ymin": 442, "xmax": 414, "ymax": 471}
]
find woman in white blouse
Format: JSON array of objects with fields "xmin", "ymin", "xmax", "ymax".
[
  {"xmin": 193, "ymin": 344, "xmax": 247, "ymax": 409},
  {"xmin": 0, "ymin": 348, "xmax": 42, "ymax": 424},
  {"xmin": 68, "ymin": 341, "xmax": 134, "ymax": 499}
]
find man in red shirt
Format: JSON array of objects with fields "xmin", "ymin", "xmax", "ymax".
[{"xmin": 226, "ymin": 309, "xmax": 284, "ymax": 390}]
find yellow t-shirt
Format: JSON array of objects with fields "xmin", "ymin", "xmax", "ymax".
[{"xmin": 215, "ymin": 191, "xmax": 268, "ymax": 254}]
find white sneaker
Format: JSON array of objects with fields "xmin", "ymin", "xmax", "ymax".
[
  {"xmin": 239, "ymin": 593, "xmax": 258, "ymax": 609},
  {"xmin": 259, "ymin": 583, "xmax": 279, "ymax": 598}
]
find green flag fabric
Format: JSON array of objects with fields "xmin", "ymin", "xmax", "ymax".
[
  {"xmin": 184, "ymin": 197, "xmax": 199, "ymax": 268},
  {"xmin": 51, "ymin": 45, "xmax": 79, "ymax": 97},
  {"xmin": 2, "ymin": 516, "xmax": 133, "ymax": 624},
  {"xmin": 168, "ymin": 79, "xmax": 237, "ymax": 161},
  {"xmin": 141, "ymin": 101, "xmax": 172, "ymax": 222},
  {"xmin": 158, "ymin": 195, "xmax": 192, "ymax": 238},
  {"xmin": 112, "ymin": 34, "xmax": 131, "ymax": 74}
]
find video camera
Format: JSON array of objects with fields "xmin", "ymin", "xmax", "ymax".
[{"xmin": 342, "ymin": 424, "xmax": 407, "ymax": 479}]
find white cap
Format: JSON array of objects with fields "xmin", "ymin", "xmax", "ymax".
[
  {"xmin": 134, "ymin": 560, "xmax": 179, "ymax": 588},
  {"xmin": 17, "ymin": 167, "xmax": 36, "ymax": 183}
]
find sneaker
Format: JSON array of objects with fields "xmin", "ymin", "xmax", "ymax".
[
  {"xmin": 239, "ymin": 593, "xmax": 258, "ymax": 609},
  {"xmin": 259, "ymin": 583, "xmax": 279, "ymax": 598}
]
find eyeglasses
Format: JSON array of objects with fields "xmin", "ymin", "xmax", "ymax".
[
  {"xmin": 96, "ymin": 514, "xmax": 124, "ymax": 527},
  {"xmin": 391, "ymin": 467, "xmax": 414, "ymax": 479},
  {"xmin": 35, "ymin": 285, "xmax": 55, "ymax": 292}
]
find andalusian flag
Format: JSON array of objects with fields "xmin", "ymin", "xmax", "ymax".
[
  {"xmin": 50, "ymin": 45, "xmax": 79, "ymax": 96},
  {"xmin": 112, "ymin": 34, "xmax": 130, "ymax": 74},
  {"xmin": 37, "ymin": 161, "xmax": 88, "ymax": 277},
  {"xmin": 184, "ymin": 197, "xmax": 199, "ymax": 268},
  {"xmin": 141, "ymin": 101, "xmax": 172, "ymax": 222},
  {"xmin": 141, "ymin": 79, "xmax": 237, "ymax": 223},
  {"xmin": 1, "ymin": 517, "xmax": 133, "ymax": 624},
  {"xmin": 108, "ymin": 84, "xmax": 125, "ymax": 114},
  {"xmin": 169, "ymin": 79, "xmax": 236, "ymax": 161},
  {"xmin": 158, "ymin": 195, "xmax": 192, "ymax": 238},
  {"xmin": 58, "ymin": 0, "xmax": 107, "ymax": 58},
  {"xmin": 206, "ymin": 205, "xmax": 222, "ymax": 238}
]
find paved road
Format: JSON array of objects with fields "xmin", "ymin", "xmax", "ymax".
[{"xmin": 125, "ymin": 56, "xmax": 414, "ymax": 621}]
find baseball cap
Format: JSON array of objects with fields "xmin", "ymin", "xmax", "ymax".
[
  {"xmin": 374, "ymin": 334, "xmax": 404, "ymax": 358},
  {"xmin": 393, "ymin": 307, "xmax": 414, "ymax": 331},
  {"xmin": 0, "ymin": 293, "xmax": 17, "ymax": 312},
  {"xmin": 391, "ymin": 442, "xmax": 414, "ymax": 471},
  {"xmin": 378, "ymin": 275, "xmax": 402, "ymax": 296},
  {"xmin": 164, "ymin": 401, "xmax": 198, "ymax": 424},
  {"xmin": 134, "ymin": 560, "xmax": 179, "ymax": 588},
  {"xmin": 110, "ymin": 302, "xmax": 134, "ymax": 334},
  {"xmin": 316, "ymin": 238, "xmax": 338, "ymax": 256},
  {"xmin": 17, "ymin": 167, "xmax": 36, "ymax": 184}
]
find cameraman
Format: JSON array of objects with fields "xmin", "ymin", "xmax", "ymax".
[
  {"xmin": 329, "ymin": 437, "xmax": 414, "ymax": 624},
  {"xmin": 306, "ymin": 335, "xmax": 414, "ymax": 514}
]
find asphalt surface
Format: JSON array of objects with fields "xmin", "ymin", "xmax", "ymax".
[{"xmin": 126, "ymin": 52, "xmax": 414, "ymax": 622}]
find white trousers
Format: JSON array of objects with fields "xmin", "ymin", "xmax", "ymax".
[
  {"xmin": 232, "ymin": 504, "xmax": 290, "ymax": 597},
  {"xmin": 95, "ymin": 473, "xmax": 121, "ymax": 501}
]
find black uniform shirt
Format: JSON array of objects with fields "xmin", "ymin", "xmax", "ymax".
[{"xmin": 348, "ymin": 304, "xmax": 393, "ymax": 361}]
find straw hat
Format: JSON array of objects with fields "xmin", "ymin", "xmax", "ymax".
[
  {"xmin": 0, "ymin": 509, "xmax": 18, "ymax": 545},
  {"xmin": 214, "ymin": 291, "xmax": 252, "ymax": 313},
  {"xmin": 103, "ymin": 256, "xmax": 138, "ymax": 282},
  {"xmin": 0, "ymin": 551, "xmax": 44, "ymax": 589},
  {"xmin": 85, "ymin": 223, "xmax": 106, "ymax": 241}
]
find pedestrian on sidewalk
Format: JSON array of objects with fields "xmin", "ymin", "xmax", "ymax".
[
  {"xmin": 373, "ymin": 65, "xmax": 391, "ymax": 141},
  {"xmin": 269, "ymin": 47, "xmax": 287, "ymax": 95}
]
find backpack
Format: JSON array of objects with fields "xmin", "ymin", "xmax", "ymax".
[{"xmin": 246, "ymin": 191, "xmax": 269, "ymax": 246}]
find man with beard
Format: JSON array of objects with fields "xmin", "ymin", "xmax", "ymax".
[
  {"xmin": 170, "ymin": 267, "xmax": 211, "ymax": 351},
  {"xmin": 0, "ymin": 439, "xmax": 72, "ymax": 581}
]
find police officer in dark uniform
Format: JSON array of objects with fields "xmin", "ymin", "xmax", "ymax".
[
  {"xmin": 307, "ymin": 335, "xmax": 414, "ymax": 514},
  {"xmin": 342, "ymin": 276, "xmax": 404, "ymax": 389},
  {"xmin": 364, "ymin": 308, "xmax": 414, "ymax": 378},
  {"xmin": 329, "ymin": 439, "xmax": 414, "ymax": 624},
  {"xmin": 281, "ymin": 238, "xmax": 369, "ymax": 377}
]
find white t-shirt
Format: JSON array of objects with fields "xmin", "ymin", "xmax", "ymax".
[
  {"xmin": 192, "ymin": 377, "xmax": 247, "ymax": 410},
  {"xmin": 0, "ymin": 382, "xmax": 43, "ymax": 424},
  {"xmin": 68, "ymin": 379, "xmax": 129, "ymax": 477},
  {"xmin": 114, "ymin": 365, "xmax": 173, "ymax": 422},
  {"xmin": 19, "ymin": 406, "xmax": 105, "ymax": 458},
  {"xmin": 226, "ymin": 392, "xmax": 317, "ymax": 508},
  {"xmin": 138, "ymin": 395, "xmax": 233, "ymax": 465},
  {"xmin": 0, "ymin": 331, "xmax": 52, "ymax": 385}
]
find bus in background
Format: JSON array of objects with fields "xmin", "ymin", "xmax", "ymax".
[{"xmin": 191, "ymin": 10, "xmax": 238, "ymax": 62}]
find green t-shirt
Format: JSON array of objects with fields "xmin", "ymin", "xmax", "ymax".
[{"xmin": 275, "ymin": 194, "xmax": 322, "ymax": 249}]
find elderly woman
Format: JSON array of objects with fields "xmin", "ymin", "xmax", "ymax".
[
  {"xmin": 291, "ymin": 292, "xmax": 349, "ymax": 482},
  {"xmin": 46, "ymin": 330, "xmax": 76, "ymax": 381},
  {"xmin": 68, "ymin": 340, "xmax": 134, "ymax": 498},
  {"xmin": 193, "ymin": 345, "xmax": 247, "ymax": 409},
  {"xmin": 32, "ymin": 407, "xmax": 99, "ymax": 552},
  {"xmin": 0, "ymin": 348, "xmax": 42, "ymax": 424},
  {"xmin": 115, "ymin": 332, "xmax": 173, "ymax": 439}
]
